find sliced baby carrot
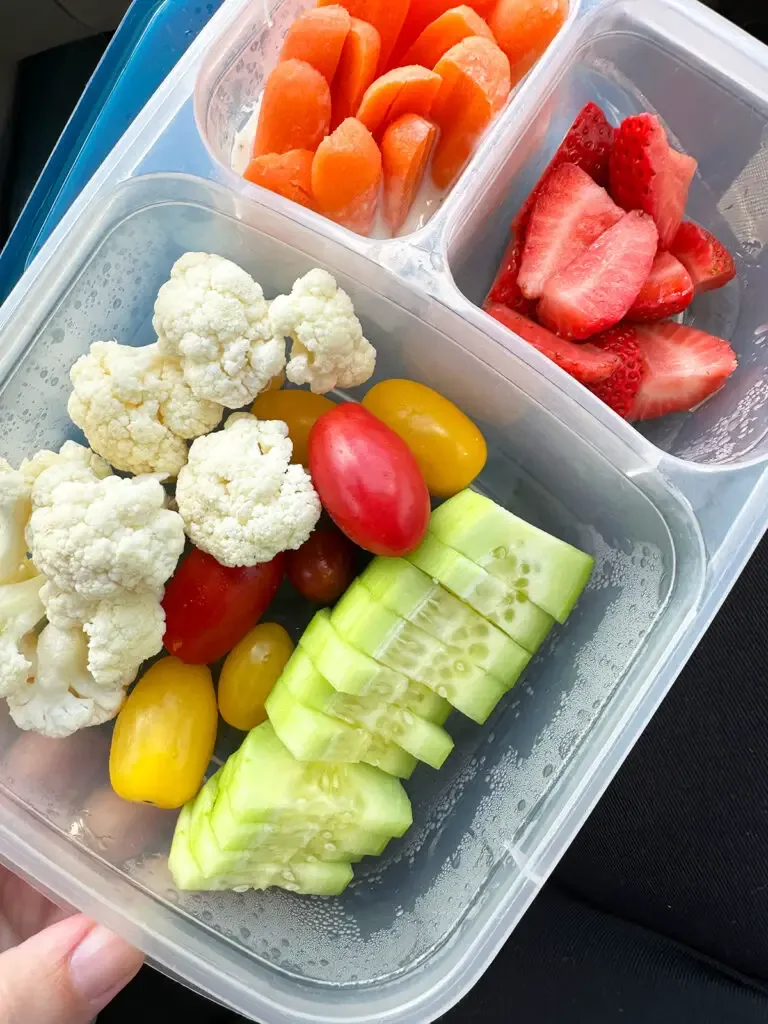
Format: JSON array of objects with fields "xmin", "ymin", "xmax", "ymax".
[
  {"xmin": 279, "ymin": 5, "xmax": 352, "ymax": 83},
  {"xmin": 253, "ymin": 59, "xmax": 332, "ymax": 157},
  {"xmin": 244, "ymin": 150, "xmax": 315, "ymax": 208},
  {"xmin": 311, "ymin": 117, "xmax": 383, "ymax": 233},
  {"xmin": 430, "ymin": 35, "xmax": 510, "ymax": 188},
  {"xmin": 318, "ymin": 0, "xmax": 409, "ymax": 70},
  {"xmin": 331, "ymin": 17, "xmax": 381, "ymax": 129},
  {"xmin": 487, "ymin": 0, "xmax": 567, "ymax": 84},
  {"xmin": 381, "ymin": 113, "xmax": 437, "ymax": 233},
  {"xmin": 400, "ymin": 6, "xmax": 493, "ymax": 67},
  {"xmin": 389, "ymin": 0, "xmax": 495, "ymax": 67},
  {"xmin": 356, "ymin": 65, "xmax": 442, "ymax": 136}
]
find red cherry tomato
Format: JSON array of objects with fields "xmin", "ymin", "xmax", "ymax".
[
  {"xmin": 308, "ymin": 404, "xmax": 430, "ymax": 556},
  {"xmin": 286, "ymin": 529, "xmax": 357, "ymax": 604},
  {"xmin": 162, "ymin": 548, "xmax": 285, "ymax": 665}
]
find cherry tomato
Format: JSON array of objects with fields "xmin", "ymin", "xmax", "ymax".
[
  {"xmin": 286, "ymin": 529, "xmax": 357, "ymax": 604},
  {"xmin": 218, "ymin": 623, "xmax": 294, "ymax": 731},
  {"xmin": 251, "ymin": 389, "xmax": 336, "ymax": 466},
  {"xmin": 109, "ymin": 657, "xmax": 218, "ymax": 809},
  {"xmin": 362, "ymin": 379, "xmax": 487, "ymax": 498},
  {"xmin": 308, "ymin": 404, "xmax": 430, "ymax": 556},
  {"xmin": 162, "ymin": 547, "xmax": 285, "ymax": 664}
]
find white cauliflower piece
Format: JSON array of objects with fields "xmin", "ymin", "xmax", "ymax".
[
  {"xmin": 20, "ymin": 440, "xmax": 111, "ymax": 488},
  {"xmin": 0, "ymin": 576, "xmax": 45, "ymax": 698},
  {"xmin": 84, "ymin": 593, "xmax": 165, "ymax": 688},
  {"xmin": 153, "ymin": 252, "xmax": 286, "ymax": 408},
  {"xmin": 0, "ymin": 458, "xmax": 33, "ymax": 583},
  {"xmin": 68, "ymin": 341, "xmax": 223, "ymax": 477},
  {"xmin": 27, "ymin": 458, "xmax": 185, "ymax": 602},
  {"xmin": 176, "ymin": 413, "xmax": 320, "ymax": 566},
  {"xmin": 7, "ymin": 624, "xmax": 124, "ymax": 738},
  {"xmin": 270, "ymin": 268, "xmax": 376, "ymax": 394}
]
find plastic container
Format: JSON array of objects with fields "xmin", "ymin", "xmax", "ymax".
[{"xmin": 0, "ymin": 1, "xmax": 766, "ymax": 1022}]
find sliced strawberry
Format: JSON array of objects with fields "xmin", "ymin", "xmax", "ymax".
[
  {"xmin": 514, "ymin": 102, "xmax": 615, "ymax": 233},
  {"xmin": 518, "ymin": 164, "xmax": 623, "ymax": 300},
  {"xmin": 484, "ymin": 303, "xmax": 621, "ymax": 385},
  {"xmin": 609, "ymin": 114, "xmax": 697, "ymax": 249},
  {"xmin": 537, "ymin": 210, "xmax": 659, "ymax": 340},
  {"xmin": 669, "ymin": 221, "xmax": 737, "ymax": 294},
  {"xmin": 630, "ymin": 322, "xmax": 738, "ymax": 421},
  {"xmin": 627, "ymin": 252, "xmax": 694, "ymax": 322},
  {"xmin": 485, "ymin": 234, "xmax": 536, "ymax": 316},
  {"xmin": 586, "ymin": 324, "xmax": 646, "ymax": 418}
]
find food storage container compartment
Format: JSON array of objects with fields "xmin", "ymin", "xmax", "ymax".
[
  {"xmin": 445, "ymin": 0, "xmax": 768, "ymax": 469},
  {"xmin": 0, "ymin": 1, "xmax": 765, "ymax": 1023}
]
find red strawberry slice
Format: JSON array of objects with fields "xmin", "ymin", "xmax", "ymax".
[
  {"xmin": 486, "ymin": 234, "xmax": 536, "ymax": 317},
  {"xmin": 518, "ymin": 164, "xmax": 624, "ymax": 300},
  {"xmin": 669, "ymin": 221, "xmax": 737, "ymax": 294},
  {"xmin": 586, "ymin": 324, "xmax": 646, "ymax": 418},
  {"xmin": 609, "ymin": 114, "xmax": 697, "ymax": 249},
  {"xmin": 537, "ymin": 210, "xmax": 659, "ymax": 340},
  {"xmin": 627, "ymin": 252, "xmax": 694, "ymax": 322},
  {"xmin": 514, "ymin": 102, "xmax": 615, "ymax": 233},
  {"xmin": 630, "ymin": 322, "xmax": 738, "ymax": 420},
  {"xmin": 484, "ymin": 303, "xmax": 621, "ymax": 385}
]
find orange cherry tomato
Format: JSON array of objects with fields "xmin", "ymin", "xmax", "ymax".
[{"xmin": 251, "ymin": 389, "xmax": 336, "ymax": 466}]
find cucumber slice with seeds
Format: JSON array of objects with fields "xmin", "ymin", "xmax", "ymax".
[
  {"xmin": 407, "ymin": 532, "xmax": 554, "ymax": 651},
  {"xmin": 278, "ymin": 648, "xmax": 454, "ymax": 769},
  {"xmin": 360, "ymin": 557, "xmax": 530, "ymax": 687},
  {"xmin": 332, "ymin": 580, "xmax": 506, "ymax": 724},
  {"xmin": 430, "ymin": 490, "xmax": 593, "ymax": 624},
  {"xmin": 300, "ymin": 612, "xmax": 451, "ymax": 725}
]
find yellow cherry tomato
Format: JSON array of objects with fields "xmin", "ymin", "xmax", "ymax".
[
  {"xmin": 251, "ymin": 389, "xmax": 335, "ymax": 466},
  {"xmin": 109, "ymin": 657, "xmax": 217, "ymax": 810},
  {"xmin": 362, "ymin": 379, "xmax": 487, "ymax": 498},
  {"xmin": 218, "ymin": 622, "xmax": 294, "ymax": 731},
  {"xmin": 266, "ymin": 372, "xmax": 285, "ymax": 391}
]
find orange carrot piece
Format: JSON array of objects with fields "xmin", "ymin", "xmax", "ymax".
[
  {"xmin": 311, "ymin": 117, "xmax": 383, "ymax": 233},
  {"xmin": 279, "ymin": 6, "xmax": 352, "ymax": 83},
  {"xmin": 400, "ymin": 6, "xmax": 493, "ymax": 67},
  {"xmin": 430, "ymin": 36, "xmax": 510, "ymax": 188},
  {"xmin": 253, "ymin": 59, "xmax": 331, "ymax": 157},
  {"xmin": 356, "ymin": 65, "xmax": 442, "ymax": 136},
  {"xmin": 487, "ymin": 0, "xmax": 567, "ymax": 83},
  {"xmin": 244, "ymin": 149, "xmax": 315, "ymax": 208},
  {"xmin": 318, "ymin": 0, "xmax": 409, "ymax": 69},
  {"xmin": 381, "ymin": 113, "xmax": 437, "ymax": 233},
  {"xmin": 389, "ymin": 0, "xmax": 495, "ymax": 67},
  {"xmin": 331, "ymin": 18, "xmax": 381, "ymax": 129}
]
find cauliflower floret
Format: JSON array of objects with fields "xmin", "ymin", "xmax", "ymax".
[
  {"xmin": 270, "ymin": 268, "xmax": 376, "ymax": 394},
  {"xmin": 153, "ymin": 252, "xmax": 286, "ymax": 408},
  {"xmin": 0, "ymin": 458, "xmax": 33, "ymax": 583},
  {"xmin": 68, "ymin": 341, "xmax": 223, "ymax": 477},
  {"xmin": 176, "ymin": 413, "xmax": 321, "ymax": 566},
  {"xmin": 27, "ymin": 453, "xmax": 185, "ymax": 601},
  {"xmin": 20, "ymin": 440, "xmax": 111, "ymax": 489},
  {"xmin": 0, "ymin": 576, "xmax": 45, "ymax": 698},
  {"xmin": 84, "ymin": 593, "xmax": 165, "ymax": 688},
  {"xmin": 7, "ymin": 624, "xmax": 124, "ymax": 738}
]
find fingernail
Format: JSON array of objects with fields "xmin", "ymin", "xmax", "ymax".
[{"xmin": 70, "ymin": 924, "xmax": 143, "ymax": 1012}]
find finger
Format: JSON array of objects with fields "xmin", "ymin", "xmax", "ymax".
[{"xmin": 0, "ymin": 913, "xmax": 143, "ymax": 1024}]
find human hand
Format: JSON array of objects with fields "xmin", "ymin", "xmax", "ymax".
[{"xmin": 0, "ymin": 866, "xmax": 143, "ymax": 1023}]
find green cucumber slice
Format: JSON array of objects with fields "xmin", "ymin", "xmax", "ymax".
[
  {"xmin": 407, "ymin": 532, "xmax": 554, "ymax": 651},
  {"xmin": 360, "ymin": 557, "xmax": 530, "ymax": 687},
  {"xmin": 429, "ymin": 490, "xmax": 593, "ymax": 624},
  {"xmin": 301, "ymin": 611, "xmax": 452, "ymax": 724},
  {"xmin": 279, "ymin": 648, "xmax": 454, "ymax": 769},
  {"xmin": 331, "ymin": 580, "xmax": 506, "ymax": 724}
]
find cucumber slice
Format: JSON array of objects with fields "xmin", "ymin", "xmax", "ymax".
[
  {"xmin": 360, "ymin": 557, "xmax": 530, "ymax": 687},
  {"xmin": 430, "ymin": 490, "xmax": 593, "ymax": 624},
  {"xmin": 266, "ymin": 681, "xmax": 417, "ymax": 776},
  {"xmin": 407, "ymin": 532, "xmax": 554, "ymax": 651},
  {"xmin": 301, "ymin": 611, "xmax": 452, "ymax": 724},
  {"xmin": 220, "ymin": 723, "xmax": 413, "ymax": 837},
  {"xmin": 332, "ymin": 581, "xmax": 507, "ymax": 724},
  {"xmin": 279, "ymin": 648, "xmax": 454, "ymax": 769}
]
